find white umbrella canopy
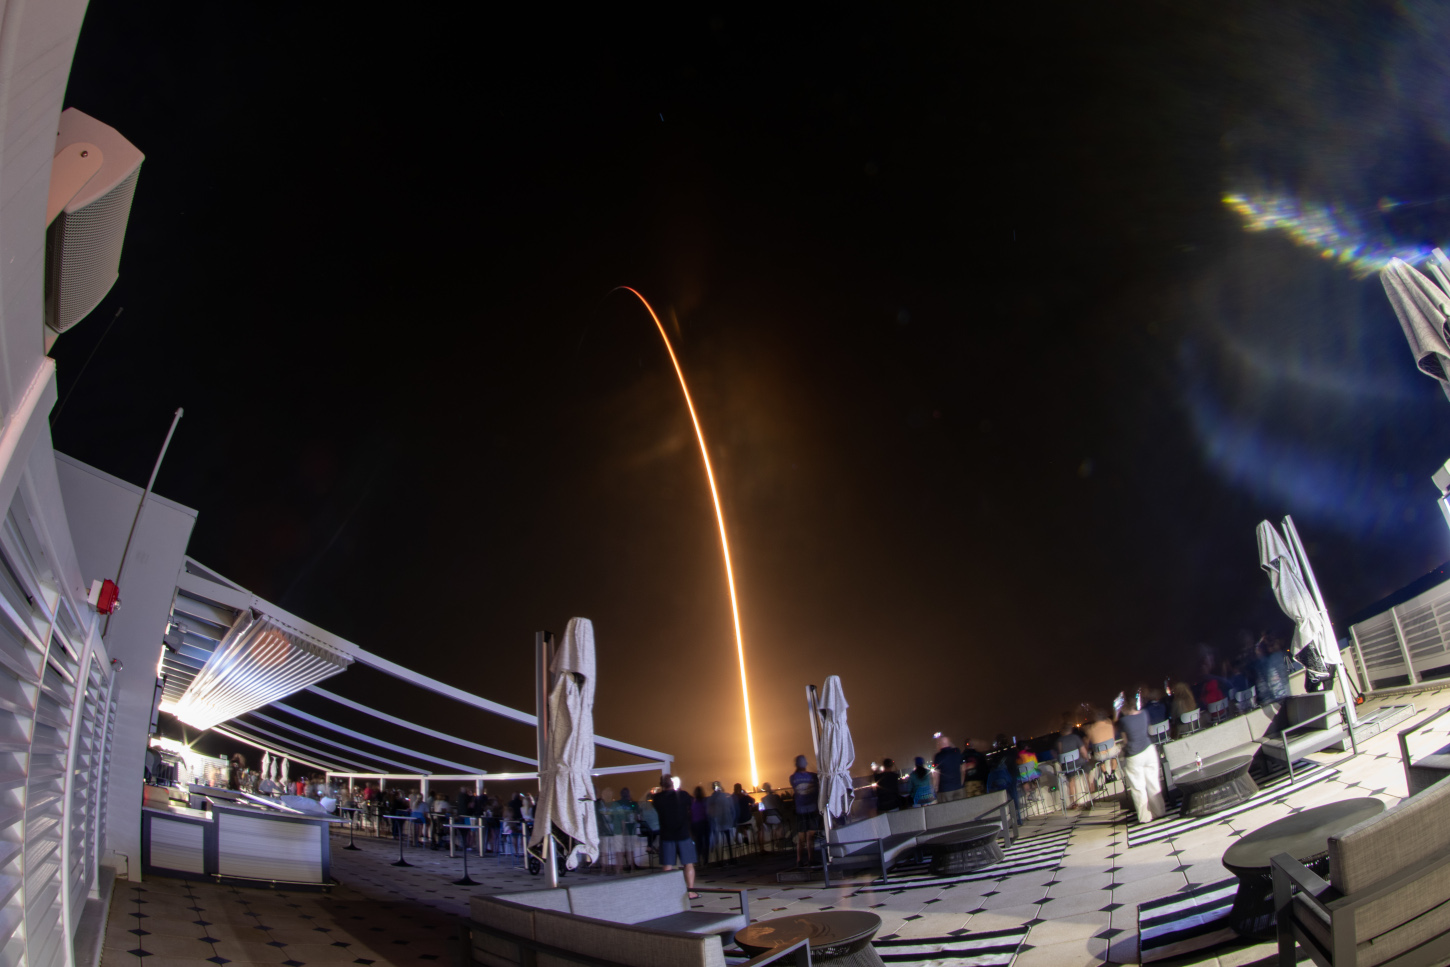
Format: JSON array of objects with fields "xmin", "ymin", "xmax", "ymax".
[
  {"xmin": 817, "ymin": 674, "xmax": 855, "ymax": 824},
  {"xmin": 1258, "ymin": 520, "xmax": 1339, "ymax": 680},
  {"xmin": 528, "ymin": 617, "xmax": 599, "ymax": 868},
  {"xmin": 1381, "ymin": 254, "xmax": 1450, "ymax": 403}
]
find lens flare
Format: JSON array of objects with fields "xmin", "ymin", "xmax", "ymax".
[
  {"xmin": 1223, "ymin": 190, "xmax": 1442, "ymax": 276},
  {"xmin": 613, "ymin": 286, "xmax": 760, "ymax": 790}
]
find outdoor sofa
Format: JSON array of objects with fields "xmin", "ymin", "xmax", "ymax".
[
  {"xmin": 1161, "ymin": 694, "xmax": 1354, "ymax": 787},
  {"xmin": 819, "ymin": 790, "xmax": 1015, "ymax": 886},
  {"xmin": 1160, "ymin": 702, "xmax": 1279, "ymax": 785},
  {"xmin": 1257, "ymin": 694, "xmax": 1358, "ymax": 782},
  {"xmin": 463, "ymin": 870, "xmax": 811, "ymax": 967},
  {"xmin": 1271, "ymin": 767, "xmax": 1450, "ymax": 966}
]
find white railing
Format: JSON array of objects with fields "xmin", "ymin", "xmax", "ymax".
[{"xmin": 1349, "ymin": 576, "xmax": 1450, "ymax": 688}]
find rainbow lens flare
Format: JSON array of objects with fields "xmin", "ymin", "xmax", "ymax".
[{"xmin": 1223, "ymin": 190, "xmax": 1440, "ymax": 276}]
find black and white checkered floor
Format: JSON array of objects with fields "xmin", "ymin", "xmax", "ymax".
[{"xmin": 98, "ymin": 693, "xmax": 1446, "ymax": 966}]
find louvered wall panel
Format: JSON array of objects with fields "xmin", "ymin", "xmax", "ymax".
[{"xmin": 0, "ymin": 487, "xmax": 107, "ymax": 967}]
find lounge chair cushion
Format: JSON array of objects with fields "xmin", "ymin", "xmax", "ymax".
[
  {"xmin": 567, "ymin": 871, "xmax": 686, "ymax": 924},
  {"xmin": 531, "ymin": 909, "xmax": 725, "ymax": 967},
  {"xmin": 639, "ymin": 910, "xmax": 747, "ymax": 936},
  {"xmin": 829, "ymin": 815, "xmax": 886, "ymax": 846},
  {"xmin": 885, "ymin": 808, "xmax": 926, "ymax": 835},
  {"xmin": 924, "ymin": 798, "xmax": 975, "ymax": 828}
]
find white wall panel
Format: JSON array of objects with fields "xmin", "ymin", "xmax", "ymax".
[
  {"xmin": 217, "ymin": 812, "xmax": 321, "ymax": 883},
  {"xmin": 54, "ymin": 454, "xmax": 197, "ymax": 880},
  {"xmin": 146, "ymin": 818, "xmax": 203, "ymax": 875}
]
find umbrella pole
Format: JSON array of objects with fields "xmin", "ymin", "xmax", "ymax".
[
  {"xmin": 536, "ymin": 630, "xmax": 558, "ymax": 888},
  {"xmin": 1283, "ymin": 517, "xmax": 1357, "ymax": 726},
  {"xmin": 806, "ymin": 685, "xmax": 829, "ymax": 865}
]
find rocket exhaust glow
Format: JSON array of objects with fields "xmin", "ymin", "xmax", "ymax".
[{"xmin": 613, "ymin": 286, "xmax": 761, "ymax": 790}]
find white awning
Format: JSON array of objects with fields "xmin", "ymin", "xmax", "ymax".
[{"xmin": 161, "ymin": 560, "xmax": 352, "ymax": 729}]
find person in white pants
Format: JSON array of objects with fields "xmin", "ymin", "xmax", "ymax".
[{"xmin": 1116, "ymin": 689, "xmax": 1166, "ymax": 824}]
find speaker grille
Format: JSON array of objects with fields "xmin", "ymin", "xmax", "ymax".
[{"xmin": 45, "ymin": 166, "xmax": 141, "ymax": 333}]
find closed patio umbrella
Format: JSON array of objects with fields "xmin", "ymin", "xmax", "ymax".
[
  {"xmin": 1258, "ymin": 518, "xmax": 1341, "ymax": 689},
  {"xmin": 816, "ymin": 674, "xmax": 855, "ymax": 835},
  {"xmin": 1381, "ymin": 254, "xmax": 1450, "ymax": 403},
  {"xmin": 529, "ymin": 617, "xmax": 599, "ymax": 878}
]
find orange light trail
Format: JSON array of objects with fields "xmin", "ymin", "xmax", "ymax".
[{"xmin": 614, "ymin": 286, "xmax": 760, "ymax": 789}]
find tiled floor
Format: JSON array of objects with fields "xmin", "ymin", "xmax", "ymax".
[
  {"xmin": 99, "ymin": 836, "xmax": 541, "ymax": 967},
  {"xmin": 98, "ymin": 689, "xmax": 1450, "ymax": 966}
]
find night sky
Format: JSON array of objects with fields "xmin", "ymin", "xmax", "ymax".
[{"xmin": 50, "ymin": 5, "xmax": 1450, "ymax": 787}]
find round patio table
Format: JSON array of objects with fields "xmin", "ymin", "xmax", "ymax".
[
  {"xmin": 1175, "ymin": 755, "xmax": 1258, "ymax": 817},
  {"xmin": 736, "ymin": 911, "xmax": 884, "ymax": 966},
  {"xmin": 1221, "ymin": 796, "xmax": 1384, "ymax": 938},
  {"xmin": 924, "ymin": 824, "xmax": 1003, "ymax": 876}
]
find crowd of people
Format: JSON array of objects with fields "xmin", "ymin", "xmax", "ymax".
[{"xmin": 209, "ymin": 634, "xmax": 1327, "ymax": 879}]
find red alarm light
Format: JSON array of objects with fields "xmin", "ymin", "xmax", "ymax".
[{"xmin": 87, "ymin": 578, "xmax": 120, "ymax": 614}]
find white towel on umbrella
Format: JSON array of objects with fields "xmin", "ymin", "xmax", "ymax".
[
  {"xmin": 817, "ymin": 675, "xmax": 855, "ymax": 822},
  {"xmin": 529, "ymin": 617, "xmax": 599, "ymax": 867},
  {"xmin": 1381, "ymin": 255, "xmax": 1450, "ymax": 403},
  {"xmin": 1258, "ymin": 520, "xmax": 1339, "ymax": 672}
]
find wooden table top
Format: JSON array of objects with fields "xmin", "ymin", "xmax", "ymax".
[
  {"xmin": 736, "ymin": 910, "xmax": 882, "ymax": 953},
  {"xmin": 1222, "ymin": 797, "xmax": 1384, "ymax": 872}
]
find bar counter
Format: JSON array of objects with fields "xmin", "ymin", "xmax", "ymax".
[{"xmin": 141, "ymin": 790, "xmax": 337, "ymax": 888}]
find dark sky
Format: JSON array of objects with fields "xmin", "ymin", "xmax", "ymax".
[{"xmin": 51, "ymin": 4, "xmax": 1450, "ymax": 786}]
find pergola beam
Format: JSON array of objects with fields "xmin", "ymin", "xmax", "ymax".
[
  {"xmin": 307, "ymin": 685, "xmax": 537, "ymax": 765},
  {"xmin": 268, "ymin": 702, "xmax": 481, "ymax": 772},
  {"xmin": 228, "ymin": 716, "xmax": 386, "ymax": 773},
  {"xmin": 212, "ymin": 724, "xmax": 340, "ymax": 773},
  {"xmin": 348, "ymin": 645, "xmax": 669, "ymax": 763}
]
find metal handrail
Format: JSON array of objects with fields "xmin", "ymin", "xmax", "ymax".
[
  {"xmin": 1269, "ymin": 701, "xmax": 1358, "ymax": 784},
  {"xmin": 1398, "ymin": 705, "xmax": 1450, "ymax": 794}
]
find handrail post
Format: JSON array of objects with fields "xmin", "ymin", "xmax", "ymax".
[
  {"xmin": 1390, "ymin": 607, "xmax": 1419, "ymax": 685},
  {"xmin": 1399, "ymin": 706, "xmax": 1450, "ymax": 794},
  {"xmin": 536, "ymin": 630, "xmax": 556, "ymax": 889},
  {"xmin": 1348, "ymin": 626, "xmax": 1373, "ymax": 696}
]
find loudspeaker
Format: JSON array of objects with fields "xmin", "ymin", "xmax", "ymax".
[{"xmin": 44, "ymin": 108, "xmax": 144, "ymax": 334}]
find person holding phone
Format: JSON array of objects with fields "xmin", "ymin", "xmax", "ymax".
[{"xmin": 1116, "ymin": 684, "xmax": 1166, "ymax": 824}]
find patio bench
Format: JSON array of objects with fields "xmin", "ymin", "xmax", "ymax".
[
  {"xmin": 1398, "ymin": 706, "xmax": 1450, "ymax": 796},
  {"xmin": 1162, "ymin": 703, "xmax": 1279, "ymax": 788},
  {"xmin": 1258, "ymin": 695, "xmax": 1358, "ymax": 783},
  {"xmin": 1271, "ymin": 769, "xmax": 1450, "ymax": 966},
  {"xmin": 463, "ymin": 871, "xmax": 804, "ymax": 967},
  {"xmin": 819, "ymin": 791, "xmax": 1013, "ymax": 886}
]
